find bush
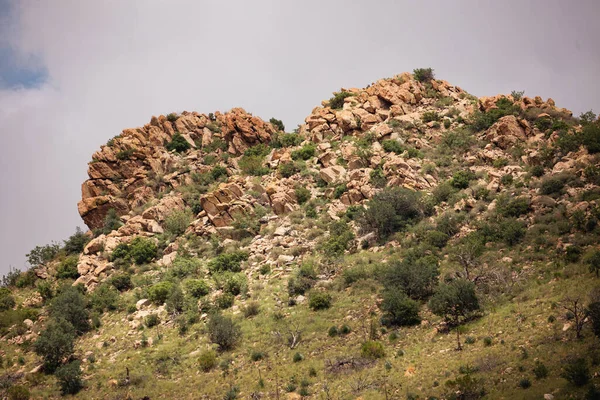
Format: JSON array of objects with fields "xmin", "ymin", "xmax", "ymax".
[
  {"xmin": 56, "ymin": 255, "xmax": 79, "ymax": 280},
  {"xmin": 498, "ymin": 218, "xmax": 527, "ymax": 246},
  {"xmin": 413, "ymin": 68, "xmax": 435, "ymax": 82},
  {"xmin": 109, "ymin": 274, "xmax": 132, "ymax": 291},
  {"xmin": 518, "ymin": 378, "xmax": 531, "ymax": 389},
  {"xmin": 440, "ymin": 129, "xmax": 474, "ymax": 151},
  {"xmin": 223, "ymin": 273, "xmax": 247, "ymax": 296},
  {"xmin": 185, "ymin": 279, "xmax": 210, "ymax": 298},
  {"xmin": 425, "ymin": 230, "xmax": 449, "ymax": 248},
  {"xmin": 533, "ymin": 361, "xmax": 549, "ymax": 379},
  {"xmin": 382, "ymin": 254, "xmax": 439, "ymax": 299},
  {"xmin": 470, "ymin": 97, "xmax": 520, "ymax": 131},
  {"xmin": 269, "ymin": 117, "xmax": 285, "ymax": 132},
  {"xmin": 590, "ymin": 300, "xmax": 600, "ymax": 338},
  {"xmin": 164, "ymin": 209, "xmax": 193, "ymax": 236},
  {"xmin": 147, "ymin": 281, "xmax": 174, "ymax": 305},
  {"xmin": 145, "ymin": 313, "xmax": 160, "ymax": 327},
  {"xmin": 540, "ymin": 176, "xmax": 565, "ymax": 195},
  {"xmin": 170, "ymin": 256, "xmax": 201, "ymax": 278},
  {"xmin": 382, "ymin": 139, "xmax": 404, "ymax": 154},
  {"xmin": 295, "ymin": 186, "xmax": 311, "ymax": 204},
  {"xmin": 34, "ymin": 318, "xmax": 76, "ymax": 373},
  {"xmin": 239, "ymin": 155, "xmax": 270, "ymax": 176},
  {"xmin": 55, "ymin": 360, "xmax": 83, "ymax": 395},
  {"xmin": 333, "ymin": 184, "xmax": 347, "ymax": 199},
  {"xmin": 215, "ymin": 293, "xmax": 235, "ymax": 309},
  {"xmin": 207, "ymin": 313, "xmax": 241, "ymax": 351},
  {"xmin": 166, "ymin": 132, "xmax": 191, "ymax": 153},
  {"xmin": 451, "ymin": 170, "xmax": 475, "ymax": 189},
  {"xmin": 496, "ymin": 196, "xmax": 531, "ymax": 218},
  {"xmin": 380, "ymin": 290, "xmax": 421, "ymax": 327},
  {"xmin": 208, "ymin": 251, "xmax": 248, "ymax": 273},
  {"xmin": 308, "ymin": 291, "xmax": 332, "ymax": 310},
  {"xmin": 561, "ymin": 358, "xmax": 590, "ymax": 387},
  {"xmin": 243, "ymin": 301, "xmax": 260, "ymax": 318},
  {"xmin": 37, "ymin": 281, "xmax": 53, "ymax": 301},
  {"xmin": 99, "ymin": 208, "xmax": 123, "ymax": 234},
  {"xmin": 530, "ymin": 165, "xmax": 545, "ymax": 177},
  {"xmin": 422, "ymin": 111, "xmax": 440, "ymax": 123},
  {"xmin": 7, "ymin": 385, "xmax": 30, "ymax": 400},
  {"xmin": 329, "ymin": 91, "xmax": 353, "ymax": 109},
  {"xmin": 293, "ymin": 352, "xmax": 304, "ymax": 363},
  {"xmin": 50, "ymin": 287, "xmax": 90, "ymax": 334},
  {"xmin": 361, "ymin": 341, "xmax": 385, "ymax": 359},
  {"xmin": 321, "ymin": 220, "xmax": 355, "ymax": 258},
  {"xmin": 89, "ymin": 283, "xmax": 119, "ymax": 312},
  {"xmin": 198, "ymin": 349, "xmax": 217, "ymax": 372},
  {"xmin": 0, "ymin": 288, "xmax": 15, "ymax": 311},
  {"xmin": 359, "ymin": 187, "xmax": 423, "ymax": 241},
  {"xmin": 291, "ymin": 143, "xmax": 316, "ymax": 161},
  {"xmin": 26, "ymin": 242, "xmax": 60, "ymax": 267},
  {"xmin": 584, "ymin": 250, "xmax": 600, "ymax": 277},
  {"xmin": 582, "ymin": 120, "xmax": 600, "ymax": 153},
  {"xmin": 63, "ymin": 227, "xmax": 90, "ymax": 255},
  {"xmin": 166, "ymin": 284, "xmax": 185, "ymax": 314},
  {"xmin": 128, "ymin": 237, "xmax": 157, "ymax": 264},
  {"xmin": 279, "ymin": 162, "xmax": 300, "ymax": 178},
  {"xmin": 116, "ymin": 148, "xmax": 135, "ymax": 160},
  {"xmin": 328, "ymin": 326, "xmax": 338, "ymax": 337},
  {"xmin": 483, "ymin": 337, "xmax": 492, "ymax": 347}
]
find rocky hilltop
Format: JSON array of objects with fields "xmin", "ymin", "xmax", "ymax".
[{"xmin": 1, "ymin": 69, "xmax": 600, "ymax": 399}]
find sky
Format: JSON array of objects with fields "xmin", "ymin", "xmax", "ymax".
[{"xmin": 0, "ymin": 0, "xmax": 599, "ymax": 275}]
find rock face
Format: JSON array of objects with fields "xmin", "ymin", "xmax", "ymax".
[{"xmin": 78, "ymin": 108, "xmax": 276, "ymax": 230}]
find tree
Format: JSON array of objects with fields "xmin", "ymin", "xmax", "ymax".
[
  {"xmin": 584, "ymin": 250, "xmax": 600, "ymax": 277},
  {"xmin": 382, "ymin": 255, "xmax": 439, "ymax": 299},
  {"xmin": 380, "ymin": 290, "xmax": 421, "ymax": 327},
  {"xmin": 63, "ymin": 227, "xmax": 90, "ymax": 255},
  {"xmin": 26, "ymin": 243, "xmax": 60, "ymax": 267},
  {"xmin": 451, "ymin": 233, "xmax": 485, "ymax": 281},
  {"xmin": 0, "ymin": 287, "xmax": 16, "ymax": 311},
  {"xmin": 55, "ymin": 360, "xmax": 83, "ymax": 395},
  {"xmin": 49, "ymin": 287, "xmax": 90, "ymax": 334},
  {"xmin": 207, "ymin": 312, "xmax": 241, "ymax": 351},
  {"xmin": 428, "ymin": 279, "xmax": 480, "ymax": 350},
  {"xmin": 561, "ymin": 296, "xmax": 587, "ymax": 339},
  {"xmin": 413, "ymin": 68, "xmax": 435, "ymax": 82},
  {"xmin": 166, "ymin": 132, "xmax": 191, "ymax": 153},
  {"xmin": 358, "ymin": 187, "xmax": 423, "ymax": 241},
  {"xmin": 269, "ymin": 118, "xmax": 285, "ymax": 132},
  {"xmin": 34, "ymin": 318, "xmax": 76, "ymax": 373}
]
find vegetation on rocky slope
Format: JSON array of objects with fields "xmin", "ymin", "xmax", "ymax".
[{"xmin": 1, "ymin": 69, "xmax": 600, "ymax": 399}]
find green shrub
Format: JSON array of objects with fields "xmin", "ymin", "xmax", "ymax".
[
  {"xmin": 539, "ymin": 176, "xmax": 566, "ymax": 195},
  {"xmin": 26, "ymin": 242, "xmax": 60, "ymax": 267},
  {"xmin": 590, "ymin": 300, "xmax": 600, "ymax": 338},
  {"xmin": 147, "ymin": 281, "xmax": 174, "ymax": 305},
  {"xmin": 581, "ymin": 120, "xmax": 600, "ymax": 153},
  {"xmin": 483, "ymin": 337, "xmax": 492, "ymax": 347},
  {"xmin": 291, "ymin": 143, "xmax": 316, "ymax": 161},
  {"xmin": 34, "ymin": 318, "xmax": 76, "ymax": 373},
  {"xmin": 56, "ymin": 255, "xmax": 79, "ymax": 280},
  {"xmin": 279, "ymin": 162, "xmax": 300, "ymax": 178},
  {"xmin": 322, "ymin": 220, "xmax": 355, "ymax": 258},
  {"xmin": 443, "ymin": 119, "xmax": 451, "ymax": 129},
  {"xmin": 497, "ymin": 196, "xmax": 531, "ymax": 218},
  {"xmin": 295, "ymin": 186, "xmax": 311, "ymax": 204},
  {"xmin": 63, "ymin": 227, "xmax": 90, "ymax": 255},
  {"xmin": 561, "ymin": 358, "xmax": 590, "ymax": 386},
  {"xmin": 223, "ymin": 273, "xmax": 247, "ymax": 296},
  {"xmin": 333, "ymin": 184, "xmax": 347, "ymax": 199},
  {"xmin": 185, "ymin": 279, "xmax": 211, "ymax": 298},
  {"xmin": 269, "ymin": 117, "xmax": 285, "ymax": 132},
  {"xmin": 239, "ymin": 155, "xmax": 270, "ymax": 176},
  {"xmin": 422, "ymin": 111, "xmax": 440, "ymax": 123},
  {"xmin": 215, "ymin": 293, "xmax": 235, "ymax": 309},
  {"xmin": 166, "ymin": 113, "xmax": 179, "ymax": 122},
  {"xmin": 292, "ymin": 352, "xmax": 304, "ymax": 363},
  {"xmin": 358, "ymin": 187, "xmax": 424, "ymax": 240},
  {"xmin": 89, "ymin": 283, "xmax": 119, "ymax": 312},
  {"xmin": 380, "ymin": 290, "xmax": 421, "ymax": 327},
  {"xmin": 116, "ymin": 148, "xmax": 135, "ymax": 160},
  {"xmin": 250, "ymin": 350, "xmax": 265, "ymax": 361},
  {"xmin": 50, "ymin": 286, "xmax": 90, "ymax": 334},
  {"xmin": 382, "ymin": 254, "xmax": 439, "ymax": 299},
  {"xmin": 166, "ymin": 132, "xmax": 191, "ymax": 153},
  {"xmin": 7, "ymin": 385, "xmax": 30, "ymax": 400},
  {"xmin": 99, "ymin": 208, "xmax": 123, "ymax": 235},
  {"xmin": 55, "ymin": 360, "xmax": 83, "ymax": 395},
  {"xmin": 109, "ymin": 274, "xmax": 132, "ymax": 291},
  {"xmin": 198, "ymin": 349, "xmax": 217, "ymax": 372},
  {"xmin": 470, "ymin": 97, "xmax": 520, "ymax": 131},
  {"xmin": 370, "ymin": 167, "xmax": 387, "ymax": 188},
  {"xmin": 451, "ymin": 170, "xmax": 475, "ymax": 189},
  {"xmin": 425, "ymin": 230, "xmax": 449, "ymax": 248},
  {"xmin": 533, "ymin": 361, "xmax": 548, "ymax": 379},
  {"xmin": 166, "ymin": 285, "xmax": 185, "ymax": 314},
  {"xmin": 413, "ymin": 68, "xmax": 435, "ymax": 82},
  {"xmin": 164, "ymin": 209, "xmax": 193, "ymax": 236},
  {"xmin": 207, "ymin": 313, "xmax": 241, "ymax": 351},
  {"xmin": 432, "ymin": 181, "xmax": 456, "ymax": 203},
  {"xmin": 145, "ymin": 313, "xmax": 160, "ymax": 327},
  {"xmin": 37, "ymin": 281, "xmax": 53, "ymax": 301},
  {"xmin": 128, "ymin": 237, "xmax": 157, "ymax": 264},
  {"xmin": 498, "ymin": 218, "xmax": 527, "ymax": 246},
  {"xmin": 340, "ymin": 324, "xmax": 351, "ymax": 335},
  {"xmin": 308, "ymin": 291, "xmax": 332, "ymax": 311},
  {"xmin": 500, "ymin": 174, "xmax": 513, "ymax": 186},
  {"xmin": 0, "ymin": 288, "xmax": 15, "ymax": 311},
  {"xmin": 440, "ymin": 129, "xmax": 474, "ymax": 151},
  {"xmin": 208, "ymin": 251, "xmax": 248, "ymax": 273},
  {"xmin": 288, "ymin": 276, "xmax": 314, "ymax": 297},
  {"xmin": 361, "ymin": 341, "xmax": 385, "ymax": 359},
  {"xmin": 243, "ymin": 301, "xmax": 260, "ymax": 318},
  {"xmin": 329, "ymin": 91, "xmax": 353, "ymax": 109},
  {"xmin": 530, "ymin": 165, "xmax": 545, "ymax": 177},
  {"xmin": 382, "ymin": 139, "xmax": 404, "ymax": 154},
  {"xmin": 328, "ymin": 326, "xmax": 339, "ymax": 337},
  {"xmin": 170, "ymin": 256, "xmax": 201, "ymax": 278},
  {"xmin": 584, "ymin": 250, "xmax": 600, "ymax": 277},
  {"xmin": 518, "ymin": 378, "xmax": 531, "ymax": 389}
]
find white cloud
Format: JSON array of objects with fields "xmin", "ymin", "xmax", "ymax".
[{"xmin": 1, "ymin": 0, "xmax": 599, "ymax": 273}]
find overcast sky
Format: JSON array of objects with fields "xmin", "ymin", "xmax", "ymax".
[{"xmin": 1, "ymin": 0, "xmax": 599, "ymax": 275}]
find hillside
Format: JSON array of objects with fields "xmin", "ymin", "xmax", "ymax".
[{"xmin": 1, "ymin": 68, "xmax": 600, "ymax": 400}]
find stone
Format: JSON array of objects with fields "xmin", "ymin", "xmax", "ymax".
[{"xmin": 136, "ymin": 299, "xmax": 152, "ymax": 310}]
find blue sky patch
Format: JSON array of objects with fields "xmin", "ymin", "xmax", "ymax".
[{"xmin": 0, "ymin": 46, "xmax": 48, "ymax": 89}]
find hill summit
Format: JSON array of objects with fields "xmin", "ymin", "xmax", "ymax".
[{"xmin": 2, "ymin": 68, "xmax": 600, "ymax": 399}]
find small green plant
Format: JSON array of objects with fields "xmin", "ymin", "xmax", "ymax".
[
  {"xmin": 208, "ymin": 251, "xmax": 249, "ymax": 273},
  {"xmin": 198, "ymin": 349, "xmax": 217, "ymax": 372},
  {"xmin": 269, "ymin": 117, "xmax": 285, "ymax": 132},
  {"xmin": 185, "ymin": 279, "xmax": 210, "ymax": 298},
  {"xmin": 166, "ymin": 133, "xmax": 191, "ymax": 153},
  {"xmin": 533, "ymin": 361, "xmax": 549, "ymax": 379},
  {"xmin": 291, "ymin": 143, "xmax": 316, "ymax": 161},
  {"xmin": 329, "ymin": 91, "xmax": 353, "ymax": 109},
  {"xmin": 361, "ymin": 341, "xmax": 385, "ymax": 359},
  {"xmin": 413, "ymin": 68, "xmax": 435, "ymax": 82},
  {"xmin": 116, "ymin": 148, "xmax": 135, "ymax": 160},
  {"xmin": 166, "ymin": 113, "xmax": 178, "ymax": 122},
  {"xmin": 422, "ymin": 111, "xmax": 440, "ymax": 123},
  {"xmin": 7, "ymin": 385, "xmax": 30, "ymax": 400},
  {"xmin": 483, "ymin": 337, "xmax": 492, "ymax": 347},
  {"xmin": 382, "ymin": 139, "xmax": 404, "ymax": 154},
  {"xmin": 55, "ymin": 361, "xmax": 83, "ymax": 395},
  {"xmin": 295, "ymin": 186, "xmax": 311, "ymax": 204},
  {"xmin": 145, "ymin": 314, "xmax": 160, "ymax": 328},
  {"xmin": 561, "ymin": 358, "xmax": 590, "ymax": 387},
  {"xmin": 147, "ymin": 281, "xmax": 174, "ymax": 305},
  {"xmin": 293, "ymin": 352, "xmax": 304, "ymax": 363},
  {"xmin": 207, "ymin": 313, "xmax": 241, "ymax": 351},
  {"xmin": 518, "ymin": 378, "xmax": 531, "ymax": 389},
  {"xmin": 328, "ymin": 326, "xmax": 338, "ymax": 337},
  {"xmin": 308, "ymin": 291, "xmax": 332, "ymax": 310},
  {"xmin": 279, "ymin": 162, "xmax": 300, "ymax": 178},
  {"xmin": 215, "ymin": 293, "xmax": 235, "ymax": 309}
]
